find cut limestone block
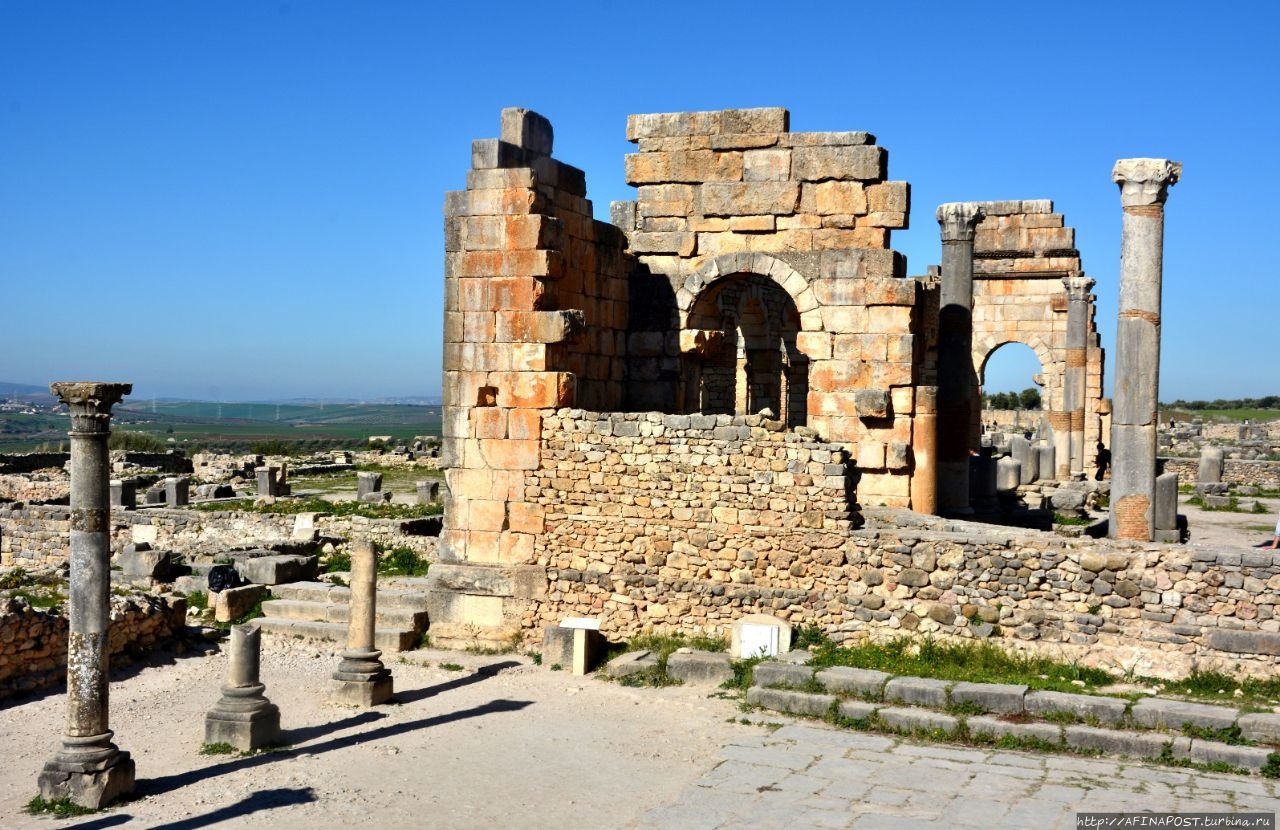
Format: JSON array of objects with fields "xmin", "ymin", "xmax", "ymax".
[{"xmin": 666, "ymin": 650, "xmax": 733, "ymax": 686}]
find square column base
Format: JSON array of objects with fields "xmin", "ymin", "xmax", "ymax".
[
  {"xmin": 38, "ymin": 753, "xmax": 135, "ymax": 809},
  {"xmin": 204, "ymin": 706, "xmax": 282, "ymax": 752},
  {"xmin": 330, "ymin": 676, "xmax": 393, "ymax": 707}
]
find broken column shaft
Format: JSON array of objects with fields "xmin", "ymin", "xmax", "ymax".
[
  {"xmin": 331, "ymin": 540, "xmax": 393, "ymax": 706},
  {"xmin": 39, "ymin": 381, "xmax": 135, "ymax": 809},
  {"xmin": 935, "ymin": 202, "xmax": 985, "ymax": 516},
  {"xmin": 205, "ymin": 624, "xmax": 281, "ymax": 751},
  {"xmin": 1063, "ymin": 275, "xmax": 1096, "ymax": 478},
  {"xmin": 1108, "ymin": 158, "xmax": 1181, "ymax": 541}
]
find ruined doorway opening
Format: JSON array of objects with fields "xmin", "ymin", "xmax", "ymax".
[{"xmin": 685, "ymin": 273, "xmax": 807, "ymax": 427}]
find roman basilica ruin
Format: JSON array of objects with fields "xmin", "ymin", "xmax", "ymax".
[{"xmin": 429, "ymin": 106, "xmax": 1194, "ymax": 658}]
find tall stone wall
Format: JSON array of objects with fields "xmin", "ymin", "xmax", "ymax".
[
  {"xmin": 440, "ymin": 107, "xmax": 632, "ymax": 614},
  {"xmin": 613, "ymin": 108, "xmax": 925, "ymax": 508}
]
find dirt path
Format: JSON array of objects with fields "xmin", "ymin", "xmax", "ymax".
[
  {"xmin": 1177, "ymin": 493, "xmax": 1279, "ymax": 549},
  {"xmin": 1, "ymin": 642, "xmax": 748, "ymax": 829}
]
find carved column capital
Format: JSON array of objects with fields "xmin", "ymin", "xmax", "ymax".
[
  {"xmin": 50, "ymin": 382, "xmax": 132, "ymax": 433},
  {"xmin": 936, "ymin": 202, "xmax": 985, "ymax": 242},
  {"xmin": 1063, "ymin": 274, "xmax": 1096, "ymax": 302},
  {"xmin": 1112, "ymin": 158, "xmax": 1182, "ymax": 207}
]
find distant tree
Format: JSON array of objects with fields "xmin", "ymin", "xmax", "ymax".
[{"xmin": 1019, "ymin": 387, "xmax": 1042, "ymax": 410}]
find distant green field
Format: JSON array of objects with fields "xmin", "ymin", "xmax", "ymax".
[
  {"xmin": 1, "ymin": 402, "xmax": 442, "ymax": 453},
  {"xmin": 1164, "ymin": 408, "xmax": 1280, "ymax": 423}
]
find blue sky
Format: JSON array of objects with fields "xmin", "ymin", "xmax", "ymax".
[{"xmin": 2, "ymin": 1, "xmax": 1275, "ymax": 403}]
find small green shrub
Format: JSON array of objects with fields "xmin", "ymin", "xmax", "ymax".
[
  {"xmin": 0, "ymin": 567, "xmax": 31, "ymax": 590},
  {"xmin": 440, "ymin": 662, "xmax": 464, "ymax": 672},
  {"xmin": 26, "ymin": 796, "xmax": 97, "ymax": 817},
  {"xmin": 324, "ymin": 550, "xmax": 352, "ymax": 573},
  {"xmin": 186, "ymin": 590, "xmax": 209, "ymax": 611},
  {"xmin": 378, "ymin": 546, "xmax": 429, "ymax": 577},
  {"xmin": 200, "ymin": 742, "xmax": 237, "ymax": 756}
]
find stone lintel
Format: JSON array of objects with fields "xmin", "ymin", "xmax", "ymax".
[
  {"xmin": 972, "ymin": 199, "xmax": 1054, "ymax": 216},
  {"xmin": 1112, "ymin": 158, "xmax": 1182, "ymax": 207},
  {"xmin": 936, "ymin": 202, "xmax": 985, "ymax": 242}
]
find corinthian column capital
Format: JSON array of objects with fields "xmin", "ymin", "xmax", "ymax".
[
  {"xmin": 1112, "ymin": 158, "xmax": 1182, "ymax": 207},
  {"xmin": 50, "ymin": 382, "xmax": 132, "ymax": 433},
  {"xmin": 1063, "ymin": 274, "xmax": 1096, "ymax": 302},
  {"xmin": 936, "ymin": 202, "xmax": 985, "ymax": 242}
]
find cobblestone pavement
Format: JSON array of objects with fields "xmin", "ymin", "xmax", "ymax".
[{"xmin": 634, "ymin": 722, "xmax": 1280, "ymax": 829}]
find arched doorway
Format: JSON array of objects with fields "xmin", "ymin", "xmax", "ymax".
[
  {"xmin": 977, "ymin": 340, "xmax": 1052, "ymax": 456},
  {"xmin": 685, "ymin": 273, "xmax": 807, "ymax": 427}
]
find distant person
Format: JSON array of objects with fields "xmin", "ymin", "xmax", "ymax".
[
  {"xmin": 1094, "ymin": 442, "xmax": 1111, "ymax": 481},
  {"xmin": 1269, "ymin": 511, "xmax": 1280, "ymax": 550}
]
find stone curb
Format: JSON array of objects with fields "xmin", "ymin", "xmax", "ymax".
[{"xmin": 745, "ymin": 660, "xmax": 1280, "ymax": 774}]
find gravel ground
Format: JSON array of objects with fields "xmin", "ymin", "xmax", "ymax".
[
  {"xmin": 2, "ymin": 493, "xmax": 1274, "ymax": 828},
  {"xmin": 1, "ymin": 641, "xmax": 748, "ymax": 829}
]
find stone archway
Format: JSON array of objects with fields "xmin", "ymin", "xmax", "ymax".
[
  {"xmin": 976, "ymin": 336, "xmax": 1055, "ymax": 410},
  {"xmin": 683, "ymin": 271, "xmax": 808, "ymax": 427}
]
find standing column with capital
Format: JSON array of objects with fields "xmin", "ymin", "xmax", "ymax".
[
  {"xmin": 935, "ymin": 202, "xmax": 985, "ymax": 516},
  {"xmin": 1108, "ymin": 158, "xmax": 1181, "ymax": 541},
  {"xmin": 1063, "ymin": 274, "xmax": 1096, "ymax": 478},
  {"xmin": 39, "ymin": 381, "xmax": 135, "ymax": 809}
]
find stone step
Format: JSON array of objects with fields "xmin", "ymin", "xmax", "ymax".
[
  {"xmin": 260, "ymin": 598, "xmax": 426, "ymax": 630},
  {"xmin": 251, "ymin": 618, "xmax": 418, "ymax": 652},
  {"xmin": 268, "ymin": 580, "xmax": 429, "ymax": 611}
]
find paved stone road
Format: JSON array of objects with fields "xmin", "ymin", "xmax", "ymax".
[{"xmin": 635, "ymin": 722, "xmax": 1280, "ymax": 829}]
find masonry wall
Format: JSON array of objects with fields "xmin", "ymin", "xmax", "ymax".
[
  {"xmin": 439, "ymin": 108, "xmax": 633, "ymax": 602},
  {"xmin": 1, "ymin": 505, "xmax": 437, "ymax": 566},
  {"xmin": 612, "ymin": 107, "xmax": 925, "ymax": 508},
  {"xmin": 970, "ymin": 200, "xmax": 1105, "ymax": 467},
  {"xmin": 0, "ymin": 592, "xmax": 186, "ymax": 699},
  {"xmin": 506, "ymin": 413, "xmax": 1280, "ymax": 678},
  {"xmin": 1161, "ymin": 458, "xmax": 1280, "ymax": 490}
]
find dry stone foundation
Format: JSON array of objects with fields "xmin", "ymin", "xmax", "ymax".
[{"xmin": 0, "ymin": 592, "xmax": 186, "ymax": 700}]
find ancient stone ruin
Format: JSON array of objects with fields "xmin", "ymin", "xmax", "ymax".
[{"xmin": 429, "ymin": 107, "xmax": 1196, "ymax": 669}]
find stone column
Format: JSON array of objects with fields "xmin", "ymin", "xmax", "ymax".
[
  {"xmin": 39, "ymin": 381, "xmax": 135, "ymax": 808},
  {"xmin": 204, "ymin": 624, "xmax": 281, "ymax": 751},
  {"xmin": 331, "ymin": 540, "xmax": 392, "ymax": 706},
  {"xmin": 935, "ymin": 202, "xmax": 985, "ymax": 516},
  {"xmin": 1109, "ymin": 159, "xmax": 1181, "ymax": 541},
  {"xmin": 1063, "ymin": 275, "xmax": 1096, "ymax": 478},
  {"xmin": 910, "ymin": 386, "xmax": 937, "ymax": 514}
]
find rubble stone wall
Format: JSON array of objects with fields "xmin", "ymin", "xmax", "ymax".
[
  {"xmin": 0, "ymin": 592, "xmax": 185, "ymax": 699},
  {"xmin": 1, "ymin": 506, "xmax": 437, "ymax": 566},
  {"xmin": 521, "ymin": 421, "xmax": 1280, "ymax": 677},
  {"xmin": 1161, "ymin": 458, "xmax": 1280, "ymax": 490}
]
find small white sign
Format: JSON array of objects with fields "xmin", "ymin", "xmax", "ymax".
[
  {"xmin": 740, "ymin": 623, "xmax": 779, "ymax": 658},
  {"xmin": 560, "ymin": 617, "xmax": 601, "ymax": 630}
]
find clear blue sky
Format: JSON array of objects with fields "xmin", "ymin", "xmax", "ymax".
[{"xmin": 2, "ymin": 1, "xmax": 1275, "ymax": 403}]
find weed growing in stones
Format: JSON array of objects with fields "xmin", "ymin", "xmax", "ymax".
[{"xmin": 26, "ymin": 796, "xmax": 97, "ymax": 817}]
